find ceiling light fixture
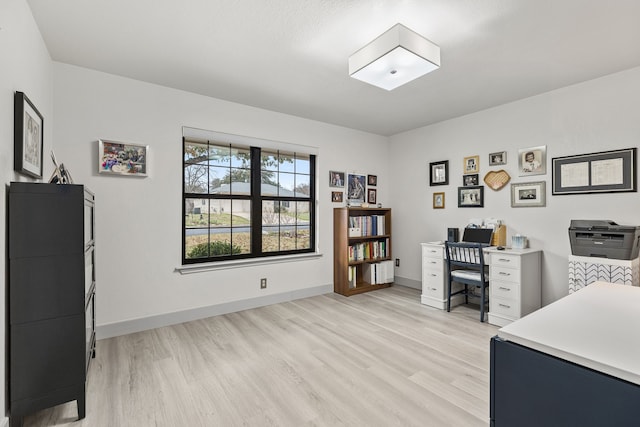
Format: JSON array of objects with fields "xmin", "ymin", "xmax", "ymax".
[{"xmin": 349, "ymin": 24, "xmax": 440, "ymax": 91}]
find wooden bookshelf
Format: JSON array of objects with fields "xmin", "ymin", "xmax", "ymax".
[{"xmin": 333, "ymin": 207, "xmax": 393, "ymax": 296}]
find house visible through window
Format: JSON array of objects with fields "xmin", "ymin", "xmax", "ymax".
[{"xmin": 183, "ymin": 136, "xmax": 316, "ymax": 263}]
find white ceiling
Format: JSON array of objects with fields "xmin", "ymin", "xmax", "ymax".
[{"xmin": 26, "ymin": 0, "xmax": 640, "ymax": 136}]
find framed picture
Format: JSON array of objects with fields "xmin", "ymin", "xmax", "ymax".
[
  {"xmin": 489, "ymin": 151, "xmax": 507, "ymax": 166},
  {"xmin": 551, "ymin": 148, "xmax": 637, "ymax": 195},
  {"xmin": 458, "ymin": 186, "xmax": 484, "ymax": 207},
  {"xmin": 14, "ymin": 91, "xmax": 44, "ymax": 178},
  {"xmin": 330, "ymin": 171, "xmax": 345, "ymax": 187},
  {"xmin": 433, "ymin": 192, "xmax": 445, "ymax": 209},
  {"xmin": 367, "ymin": 175, "xmax": 377, "ymax": 186},
  {"xmin": 347, "ymin": 173, "xmax": 366, "ymax": 205},
  {"xmin": 518, "ymin": 145, "xmax": 546, "ymax": 176},
  {"xmin": 463, "ymin": 174, "xmax": 479, "ymax": 186},
  {"xmin": 331, "ymin": 191, "xmax": 343, "ymax": 203},
  {"xmin": 99, "ymin": 139, "xmax": 148, "ymax": 176},
  {"xmin": 511, "ymin": 181, "xmax": 546, "ymax": 207},
  {"xmin": 367, "ymin": 188, "xmax": 377, "ymax": 204},
  {"xmin": 429, "ymin": 160, "xmax": 448, "ymax": 186},
  {"xmin": 463, "ymin": 155, "xmax": 479, "ymax": 174}
]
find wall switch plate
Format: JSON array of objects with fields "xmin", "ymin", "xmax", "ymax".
[{"xmin": 260, "ymin": 278, "xmax": 267, "ymax": 289}]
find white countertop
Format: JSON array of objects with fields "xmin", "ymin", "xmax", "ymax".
[{"xmin": 498, "ymin": 281, "xmax": 640, "ymax": 385}]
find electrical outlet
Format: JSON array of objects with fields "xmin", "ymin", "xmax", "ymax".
[
  {"xmin": 395, "ymin": 258, "xmax": 400, "ymax": 267},
  {"xmin": 260, "ymin": 278, "xmax": 267, "ymax": 289}
]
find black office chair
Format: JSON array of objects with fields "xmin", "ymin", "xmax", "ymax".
[{"xmin": 444, "ymin": 241, "xmax": 489, "ymax": 322}]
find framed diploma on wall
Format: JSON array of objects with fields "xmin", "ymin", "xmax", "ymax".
[{"xmin": 552, "ymin": 148, "xmax": 637, "ymax": 195}]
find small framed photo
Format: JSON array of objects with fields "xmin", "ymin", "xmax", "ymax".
[
  {"xmin": 330, "ymin": 171, "xmax": 345, "ymax": 187},
  {"xmin": 429, "ymin": 160, "xmax": 448, "ymax": 186},
  {"xmin": 463, "ymin": 155, "xmax": 479, "ymax": 174},
  {"xmin": 14, "ymin": 91, "xmax": 44, "ymax": 178},
  {"xmin": 511, "ymin": 181, "xmax": 546, "ymax": 207},
  {"xmin": 347, "ymin": 173, "xmax": 366, "ymax": 205},
  {"xmin": 518, "ymin": 145, "xmax": 546, "ymax": 176},
  {"xmin": 458, "ymin": 186, "xmax": 484, "ymax": 208},
  {"xmin": 331, "ymin": 191, "xmax": 343, "ymax": 203},
  {"xmin": 367, "ymin": 175, "xmax": 377, "ymax": 186},
  {"xmin": 99, "ymin": 139, "xmax": 148, "ymax": 176},
  {"xmin": 463, "ymin": 174, "xmax": 479, "ymax": 186},
  {"xmin": 367, "ymin": 188, "xmax": 377, "ymax": 204},
  {"xmin": 489, "ymin": 151, "xmax": 507, "ymax": 166},
  {"xmin": 433, "ymin": 192, "xmax": 445, "ymax": 209}
]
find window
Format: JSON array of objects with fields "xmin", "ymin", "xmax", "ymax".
[{"xmin": 183, "ymin": 137, "xmax": 316, "ymax": 264}]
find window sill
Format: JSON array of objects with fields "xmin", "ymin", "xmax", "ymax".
[{"xmin": 175, "ymin": 252, "xmax": 323, "ymax": 274}]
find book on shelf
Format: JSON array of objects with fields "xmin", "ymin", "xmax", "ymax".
[
  {"xmin": 348, "ymin": 215, "xmax": 386, "ymax": 237},
  {"xmin": 347, "ymin": 240, "xmax": 389, "ymax": 262},
  {"xmin": 362, "ymin": 260, "xmax": 394, "ymax": 285}
]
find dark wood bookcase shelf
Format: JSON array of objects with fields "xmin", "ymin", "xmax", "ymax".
[{"xmin": 333, "ymin": 207, "xmax": 393, "ymax": 296}]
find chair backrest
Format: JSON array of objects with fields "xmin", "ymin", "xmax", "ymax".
[{"xmin": 444, "ymin": 241, "xmax": 487, "ymax": 270}]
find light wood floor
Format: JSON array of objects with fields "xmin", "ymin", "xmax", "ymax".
[{"xmin": 24, "ymin": 286, "xmax": 499, "ymax": 427}]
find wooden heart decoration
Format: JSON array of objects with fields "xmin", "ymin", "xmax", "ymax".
[{"xmin": 484, "ymin": 170, "xmax": 511, "ymax": 191}]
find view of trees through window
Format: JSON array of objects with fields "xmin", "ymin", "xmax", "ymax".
[{"xmin": 183, "ymin": 138, "xmax": 315, "ymax": 263}]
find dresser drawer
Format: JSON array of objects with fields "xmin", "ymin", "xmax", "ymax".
[
  {"xmin": 491, "ymin": 253, "xmax": 521, "ymax": 269},
  {"xmin": 422, "ymin": 256, "xmax": 443, "ymax": 270},
  {"xmin": 491, "ymin": 281, "xmax": 521, "ymax": 300},
  {"xmin": 422, "ymin": 246, "xmax": 443, "ymax": 258},
  {"xmin": 491, "ymin": 265, "xmax": 521, "ymax": 284},
  {"xmin": 491, "ymin": 296, "xmax": 520, "ymax": 318},
  {"xmin": 423, "ymin": 268, "xmax": 444, "ymax": 286}
]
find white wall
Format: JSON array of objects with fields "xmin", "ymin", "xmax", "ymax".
[
  {"xmin": 388, "ymin": 66, "xmax": 640, "ymax": 305},
  {"xmin": 0, "ymin": 0, "xmax": 54, "ymax": 422},
  {"xmin": 52, "ymin": 62, "xmax": 389, "ymax": 334}
]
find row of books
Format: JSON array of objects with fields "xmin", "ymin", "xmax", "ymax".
[
  {"xmin": 348, "ymin": 215, "xmax": 386, "ymax": 237},
  {"xmin": 348, "ymin": 239, "xmax": 390, "ymax": 262},
  {"xmin": 347, "ymin": 260, "xmax": 395, "ymax": 288},
  {"xmin": 363, "ymin": 261, "xmax": 394, "ymax": 285}
]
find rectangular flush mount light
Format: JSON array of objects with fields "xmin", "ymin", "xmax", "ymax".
[{"xmin": 349, "ymin": 24, "xmax": 440, "ymax": 91}]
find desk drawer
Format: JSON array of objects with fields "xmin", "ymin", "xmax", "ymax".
[
  {"xmin": 491, "ymin": 296, "xmax": 520, "ymax": 318},
  {"xmin": 491, "ymin": 281, "xmax": 521, "ymax": 300},
  {"xmin": 422, "ymin": 256, "xmax": 443, "ymax": 270},
  {"xmin": 491, "ymin": 265, "xmax": 521, "ymax": 284},
  {"xmin": 422, "ymin": 246, "xmax": 443, "ymax": 258},
  {"xmin": 423, "ymin": 268, "xmax": 444, "ymax": 286},
  {"xmin": 491, "ymin": 254, "xmax": 521, "ymax": 269}
]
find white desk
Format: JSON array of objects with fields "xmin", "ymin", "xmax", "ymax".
[
  {"xmin": 420, "ymin": 242, "xmax": 541, "ymax": 326},
  {"xmin": 491, "ymin": 282, "xmax": 640, "ymax": 426}
]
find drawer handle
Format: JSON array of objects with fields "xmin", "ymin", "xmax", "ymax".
[
  {"xmin": 430, "ymin": 274, "xmax": 437, "ymax": 277},
  {"xmin": 498, "ymin": 258, "xmax": 511, "ymax": 262},
  {"xmin": 429, "ymin": 287, "xmax": 437, "ymax": 291},
  {"xmin": 429, "ymin": 261, "xmax": 437, "ymax": 264},
  {"xmin": 498, "ymin": 286, "xmax": 511, "ymax": 291},
  {"xmin": 499, "ymin": 272, "xmax": 511, "ymax": 276},
  {"xmin": 499, "ymin": 303, "xmax": 511, "ymax": 309}
]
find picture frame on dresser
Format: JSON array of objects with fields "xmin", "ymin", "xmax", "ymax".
[{"xmin": 14, "ymin": 91, "xmax": 44, "ymax": 178}]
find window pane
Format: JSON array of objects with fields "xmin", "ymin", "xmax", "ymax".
[
  {"xmin": 209, "ymin": 144, "xmax": 230, "ymax": 167},
  {"xmin": 278, "ymin": 201, "xmax": 295, "ymax": 225},
  {"xmin": 184, "ymin": 165, "xmax": 208, "ymax": 193},
  {"xmin": 295, "ymin": 155, "xmax": 310, "ymax": 174},
  {"xmin": 185, "ymin": 142, "xmax": 209, "ymax": 165},
  {"xmin": 280, "ymin": 228, "xmax": 297, "ymax": 251},
  {"xmin": 295, "ymin": 201, "xmax": 310, "ymax": 225},
  {"xmin": 229, "ymin": 167, "xmax": 251, "ymax": 195},
  {"xmin": 210, "ymin": 166, "xmax": 230, "ymax": 194},
  {"xmin": 231, "ymin": 201, "xmax": 251, "ymax": 254},
  {"xmin": 185, "ymin": 234, "xmax": 209, "ymax": 259},
  {"xmin": 231, "ymin": 147, "xmax": 251, "ymax": 168},
  {"xmin": 296, "ymin": 226, "xmax": 311, "ymax": 250},
  {"xmin": 279, "ymin": 152, "xmax": 295, "ymax": 173},
  {"xmin": 262, "ymin": 201, "xmax": 279, "ymax": 226},
  {"xmin": 185, "ymin": 198, "xmax": 209, "ymax": 228},
  {"xmin": 185, "ymin": 198, "xmax": 210, "ymax": 259},
  {"xmin": 295, "ymin": 174, "xmax": 310, "ymax": 197},
  {"xmin": 208, "ymin": 229, "xmax": 234, "ymax": 256},
  {"xmin": 262, "ymin": 226, "xmax": 280, "ymax": 252},
  {"xmin": 279, "ymin": 172, "xmax": 295, "ymax": 194},
  {"xmin": 261, "ymin": 151, "xmax": 279, "ymax": 172}
]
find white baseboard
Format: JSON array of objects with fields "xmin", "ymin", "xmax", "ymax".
[
  {"xmin": 96, "ymin": 284, "xmax": 333, "ymax": 339},
  {"xmin": 393, "ymin": 275, "xmax": 421, "ymax": 290}
]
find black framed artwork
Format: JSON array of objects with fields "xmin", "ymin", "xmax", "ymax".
[
  {"xmin": 14, "ymin": 91, "xmax": 44, "ymax": 178},
  {"xmin": 430, "ymin": 160, "xmax": 448, "ymax": 186},
  {"xmin": 552, "ymin": 148, "xmax": 637, "ymax": 195},
  {"xmin": 458, "ymin": 186, "xmax": 484, "ymax": 207}
]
